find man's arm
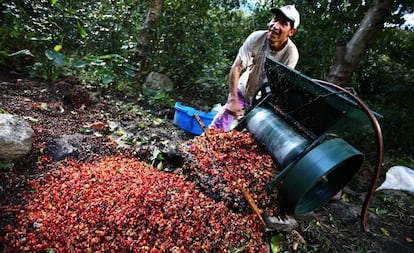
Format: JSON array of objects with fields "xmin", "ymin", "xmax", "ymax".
[{"xmin": 226, "ymin": 55, "xmax": 244, "ymax": 119}]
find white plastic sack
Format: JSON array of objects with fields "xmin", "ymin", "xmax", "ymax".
[{"xmin": 376, "ymin": 166, "xmax": 414, "ymax": 194}]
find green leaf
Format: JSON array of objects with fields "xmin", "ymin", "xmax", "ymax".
[
  {"xmin": 30, "ymin": 37, "xmax": 51, "ymax": 42},
  {"xmin": 77, "ymin": 21, "xmax": 88, "ymax": 39},
  {"xmin": 73, "ymin": 59, "xmax": 87, "ymax": 68},
  {"xmin": 270, "ymin": 233, "xmax": 285, "ymax": 253},
  {"xmin": 102, "ymin": 75, "xmax": 113, "ymax": 84},
  {"xmin": 0, "ymin": 160, "xmax": 14, "ymax": 170},
  {"xmin": 50, "ymin": 0, "xmax": 57, "ymax": 5},
  {"xmin": 369, "ymin": 207, "xmax": 388, "ymax": 216},
  {"xmin": 99, "ymin": 54, "xmax": 118, "ymax": 60},
  {"xmin": 380, "ymin": 227, "xmax": 390, "ymax": 236},
  {"xmin": 45, "ymin": 50, "xmax": 65, "ymax": 67},
  {"xmin": 152, "ymin": 118, "xmax": 164, "ymax": 126},
  {"xmin": 9, "ymin": 49, "xmax": 34, "ymax": 57},
  {"xmin": 91, "ymin": 59, "xmax": 106, "ymax": 66},
  {"xmin": 156, "ymin": 161, "xmax": 163, "ymax": 171},
  {"xmin": 80, "ymin": 127, "xmax": 93, "ymax": 134},
  {"xmin": 124, "ymin": 69, "xmax": 136, "ymax": 77},
  {"xmin": 151, "ymin": 147, "xmax": 161, "ymax": 162},
  {"xmin": 23, "ymin": 116, "xmax": 39, "ymax": 123},
  {"xmin": 124, "ymin": 63, "xmax": 136, "ymax": 70},
  {"xmin": 123, "ymin": 141, "xmax": 135, "ymax": 146},
  {"xmin": 66, "ymin": 8, "xmax": 77, "ymax": 15},
  {"xmin": 153, "ymin": 92, "xmax": 167, "ymax": 100},
  {"xmin": 45, "ymin": 50, "xmax": 55, "ymax": 61},
  {"xmin": 53, "ymin": 55, "xmax": 65, "ymax": 67}
]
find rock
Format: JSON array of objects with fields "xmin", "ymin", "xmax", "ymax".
[
  {"xmin": 161, "ymin": 142, "xmax": 183, "ymax": 170},
  {"xmin": 324, "ymin": 199, "xmax": 361, "ymax": 225},
  {"xmin": 46, "ymin": 134, "xmax": 83, "ymax": 161},
  {"xmin": 144, "ymin": 72, "xmax": 174, "ymax": 91},
  {"xmin": 0, "ymin": 114, "xmax": 34, "ymax": 160}
]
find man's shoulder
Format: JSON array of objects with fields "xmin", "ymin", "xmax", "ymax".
[
  {"xmin": 244, "ymin": 30, "xmax": 268, "ymax": 50},
  {"xmin": 247, "ymin": 30, "xmax": 268, "ymax": 40},
  {"xmin": 286, "ymin": 38, "xmax": 299, "ymax": 53}
]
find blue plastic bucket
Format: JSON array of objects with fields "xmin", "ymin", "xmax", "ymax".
[{"xmin": 173, "ymin": 102, "xmax": 216, "ymax": 135}]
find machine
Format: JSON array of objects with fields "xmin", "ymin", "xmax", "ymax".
[{"xmin": 238, "ymin": 58, "xmax": 383, "ymax": 221}]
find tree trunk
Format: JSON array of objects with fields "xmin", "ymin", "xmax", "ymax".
[
  {"xmin": 327, "ymin": 0, "xmax": 393, "ymax": 85},
  {"xmin": 133, "ymin": 0, "xmax": 163, "ymax": 84}
]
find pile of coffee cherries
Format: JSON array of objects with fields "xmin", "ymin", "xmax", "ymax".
[
  {"xmin": 180, "ymin": 128, "xmax": 280, "ymax": 216},
  {"xmin": 2, "ymin": 152, "xmax": 272, "ymax": 252}
]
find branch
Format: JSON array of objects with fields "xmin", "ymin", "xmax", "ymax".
[{"xmin": 328, "ymin": 0, "xmax": 394, "ymax": 85}]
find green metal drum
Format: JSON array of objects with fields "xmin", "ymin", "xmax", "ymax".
[{"xmin": 279, "ymin": 138, "xmax": 364, "ymax": 215}]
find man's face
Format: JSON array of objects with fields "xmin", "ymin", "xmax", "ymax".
[{"xmin": 267, "ymin": 15, "xmax": 296, "ymax": 44}]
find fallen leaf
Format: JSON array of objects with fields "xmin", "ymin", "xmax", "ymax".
[
  {"xmin": 152, "ymin": 118, "xmax": 164, "ymax": 126},
  {"xmin": 31, "ymin": 102, "xmax": 48, "ymax": 110},
  {"xmin": 380, "ymin": 227, "xmax": 390, "ymax": 236},
  {"xmin": 24, "ymin": 116, "xmax": 39, "ymax": 122},
  {"xmin": 270, "ymin": 233, "xmax": 284, "ymax": 253},
  {"xmin": 94, "ymin": 132, "xmax": 103, "ymax": 137},
  {"xmin": 341, "ymin": 193, "xmax": 350, "ymax": 202},
  {"xmin": 80, "ymin": 127, "xmax": 93, "ymax": 134},
  {"xmin": 90, "ymin": 121, "xmax": 108, "ymax": 131},
  {"xmin": 123, "ymin": 141, "xmax": 135, "ymax": 146},
  {"xmin": 157, "ymin": 161, "xmax": 163, "ymax": 171}
]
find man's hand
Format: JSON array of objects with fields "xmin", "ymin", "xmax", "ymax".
[{"xmin": 226, "ymin": 99, "xmax": 244, "ymax": 120}]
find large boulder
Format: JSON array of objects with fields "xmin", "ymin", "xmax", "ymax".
[
  {"xmin": 143, "ymin": 72, "xmax": 174, "ymax": 91},
  {"xmin": 0, "ymin": 114, "xmax": 34, "ymax": 160}
]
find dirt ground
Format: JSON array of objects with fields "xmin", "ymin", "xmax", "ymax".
[{"xmin": 0, "ymin": 73, "xmax": 413, "ymax": 252}]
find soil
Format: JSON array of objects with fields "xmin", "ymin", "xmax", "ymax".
[{"xmin": 0, "ymin": 72, "xmax": 413, "ymax": 252}]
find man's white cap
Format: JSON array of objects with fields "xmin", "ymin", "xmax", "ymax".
[{"xmin": 270, "ymin": 5, "xmax": 300, "ymax": 29}]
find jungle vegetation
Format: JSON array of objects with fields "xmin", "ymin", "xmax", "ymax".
[{"xmin": 1, "ymin": 0, "xmax": 413, "ymax": 160}]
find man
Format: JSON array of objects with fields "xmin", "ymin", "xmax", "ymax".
[{"xmin": 210, "ymin": 5, "xmax": 300, "ymax": 131}]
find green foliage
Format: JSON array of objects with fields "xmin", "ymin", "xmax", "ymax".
[
  {"xmin": 29, "ymin": 49, "xmax": 137, "ymax": 92},
  {"xmin": 143, "ymin": 88, "xmax": 175, "ymax": 108},
  {"xmin": 0, "ymin": 0, "xmax": 145, "ymax": 86},
  {"xmin": 0, "ymin": 0, "xmax": 413, "ymax": 154},
  {"xmin": 352, "ymin": 27, "xmax": 414, "ymax": 153}
]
